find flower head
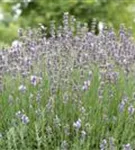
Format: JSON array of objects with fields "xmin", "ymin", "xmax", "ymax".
[
  {"xmin": 21, "ymin": 114, "xmax": 30, "ymax": 124},
  {"xmin": 18, "ymin": 84, "xmax": 26, "ymax": 93},
  {"xmin": 30, "ymin": 75, "xmax": 42, "ymax": 86},
  {"xmin": 73, "ymin": 118, "xmax": 81, "ymax": 130},
  {"xmin": 123, "ymin": 143, "xmax": 132, "ymax": 150}
]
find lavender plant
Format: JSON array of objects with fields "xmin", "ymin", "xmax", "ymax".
[{"xmin": 0, "ymin": 12, "xmax": 135, "ymax": 149}]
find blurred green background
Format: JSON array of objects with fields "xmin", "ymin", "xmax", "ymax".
[{"xmin": 0, "ymin": 0, "xmax": 135, "ymax": 45}]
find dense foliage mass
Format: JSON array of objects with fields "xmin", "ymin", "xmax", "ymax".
[{"xmin": 0, "ymin": 12, "xmax": 135, "ymax": 149}]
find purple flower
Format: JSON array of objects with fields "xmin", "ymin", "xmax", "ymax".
[
  {"xmin": 128, "ymin": 105, "xmax": 135, "ymax": 115},
  {"xmin": 30, "ymin": 75, "xmax": 42, "ymax": 86},
  {"xmin": 21, "ymin": 114, "xmax": 29, "ymax": 124},
  {"xmin": 16, "ymin": 110, "xmax": 29, "ymax": 124}
]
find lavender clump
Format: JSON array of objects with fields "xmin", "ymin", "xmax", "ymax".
[
  {"xmin": 0, "ymin": 12, "xmax": 135, "ymax": 149},
  {"xmin": 0, "ymin": 16, "xmax": 134, "ymax": 94}
]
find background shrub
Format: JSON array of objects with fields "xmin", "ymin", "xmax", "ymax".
[{"xmin": 0, "ymin": 0, "xmax": 135, "ymax": 44}]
